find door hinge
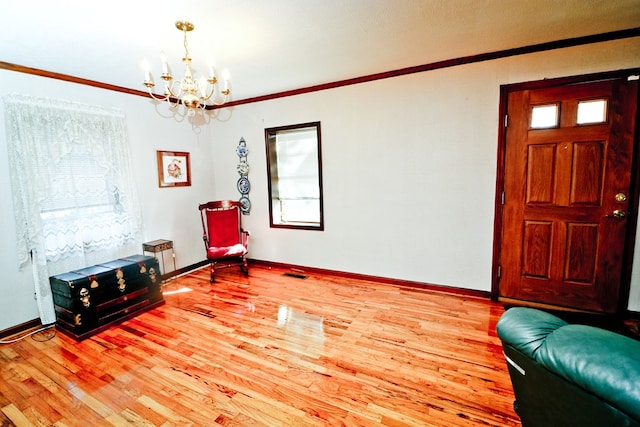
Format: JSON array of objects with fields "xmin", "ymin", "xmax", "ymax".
[
  {"xmin": 497, "ymin": 265, "xmax": 502, "ymax": 278},
  {"xmin": 504, "ymin": 114, "xmax": 508, "ymax": 127},
  {"xmin": 501, "ymin": 190, "xmax": 505, "ymax": 205}
]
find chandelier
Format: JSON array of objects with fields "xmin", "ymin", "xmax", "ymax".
[{"xmin": 143, "ymin": 21, "xmax": 230, "ymax": 116}]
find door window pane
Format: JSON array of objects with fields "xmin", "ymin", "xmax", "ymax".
[
  {"xmin": 530, "ymin": 104, "xmax": 559, "ymax": 129},
  {"xmin": 577, "ymin": 99, "xmax": 607, "ymax": 124}
]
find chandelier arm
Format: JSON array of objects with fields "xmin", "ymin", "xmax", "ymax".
[
  {"xmin": 164, "ymin": 79, "xmax": 178, "ymax": 98},
  {"xmin": 199, "ymin": 85, "xmax": 215, "ymax": 102},
  {"xmin": 146, "ymin": 87, "xmax": 169, "ymax": 102},
  {"xmin": 206, "ymin": 94, "xmax": 231, "ymax": 106},
  {"xmin": 146, "ymin": 90, "xmax": 180, "ymax": 109}
]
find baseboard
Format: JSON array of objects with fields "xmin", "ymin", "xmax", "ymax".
[
  {"xmin": 627, "ymin": 309, "xmax": 640, "ymax": 318},
  {"xmin": 0, "ymin": 318, "xmax": 42, "ymax": 340},
  {"xmin": 248, "ymin": 258, "xmax": 492, "ymax": 299},
  {"xmin": 162, "ymin": 259, "xmax": 209, "ymax": 280}
]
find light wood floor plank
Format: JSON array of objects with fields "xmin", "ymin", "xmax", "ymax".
[
  {"xmin": 1, "ymin": 403, "xmax": 36, "ymax": 427},
  {"xmin": 0, "ymin": 265, "xmax": 519, "ymax": 426}
]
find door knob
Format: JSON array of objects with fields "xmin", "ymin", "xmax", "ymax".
[
  {"xmin": 606, "ymin": 209, "xmax": 626, "ymax": 219},
  {"xmin": 615, "ymin": 193, "xmax": 627, "ymax": 202}
]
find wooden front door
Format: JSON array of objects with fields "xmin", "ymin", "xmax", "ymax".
[{"xmin": 499, "ymin": 77, "xmax": 638, "ymax": 313}]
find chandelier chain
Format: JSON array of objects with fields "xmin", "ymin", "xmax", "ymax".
[{"xmin": 183, "ymin": 29, "xmax": 190, "ymax": 61}]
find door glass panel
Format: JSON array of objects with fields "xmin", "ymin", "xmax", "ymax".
[
  {"xmin": 577, "ymin": 99, "xmax": 607, "ymax": 124},
  {"xmin": 530, "ymin": 104, "xmax": 559, "ymax": 129}
]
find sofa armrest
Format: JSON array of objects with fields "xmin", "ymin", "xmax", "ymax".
[
  {"xmin": 496, "ymin": 307, "xmax": 567, "ymax": 358},
  {"xmin": 537, "ymin": 323, "xmax": 640, "ymax": 421}
]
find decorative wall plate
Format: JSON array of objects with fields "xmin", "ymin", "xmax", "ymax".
[
  {"xmin": 236, "ymin": 141, "xmax": 248, "ymax": 157},
  {"xmin": 237, "ymin": 177, "xmax": 251, "ymax": 194},
  {"xmin": 237, "ymin": 161, "xmax": 249, "ymax": 176},
  {"xmin": 239, "ymin": 196, "xmax": 251, "ymax": 214},
  {"xmin": 236, "ymin": 137, "xmax": 250, "ymax": 215}
]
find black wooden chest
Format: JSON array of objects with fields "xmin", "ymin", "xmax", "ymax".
[{"xmin": 49, "ymin": 255, "xmax": 164, "ymax": 340}]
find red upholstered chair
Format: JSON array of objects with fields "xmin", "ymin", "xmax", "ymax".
[{"xmin": 198, "ymin": 200, "xmax": 249, "ymax": 282}]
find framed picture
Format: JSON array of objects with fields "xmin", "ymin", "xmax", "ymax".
[{"xmin": 157, "ymin": 150, "xmax": 191, "ymax": 187}]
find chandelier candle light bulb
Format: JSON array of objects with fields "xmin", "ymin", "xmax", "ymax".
[
  {"xmin": 160, "ymin": 52, "xmax": 170, "ymax": 78},
  {"xmin": 223, "ymin": 69, "xmax": 230, "ymax": 94},
  {"xmin": 142, "ymin": 20, "xmax": 231, "ymax": 116},
  {"xmin": 142, "ymin": 59, "xmax": 152, "ymax": 84}
]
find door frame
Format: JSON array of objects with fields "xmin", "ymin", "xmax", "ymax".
[{"xmin": 491, "ymin": 68, "xmax": 640, "ymax": 314}]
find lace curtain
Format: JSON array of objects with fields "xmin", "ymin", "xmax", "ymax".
[{"xmin": 4, "ymin": 94, "xmax": 142, "ymax": 325}]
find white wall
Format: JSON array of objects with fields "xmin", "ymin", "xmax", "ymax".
[
  {"xmin": 210, "ymin": 38, "xmax": 640, "ymax": 307},
  {"xmin": 210, "ymin": 68, "xmax": 500, "ymax": 290},
  {"xmin": 1, "ymin": 37, "xmax": 640, "ymax": 331}
]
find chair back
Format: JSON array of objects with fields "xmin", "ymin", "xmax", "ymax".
[{"xmin": 199, "ymin": 201, "xmax": 242, "ymax": 248}]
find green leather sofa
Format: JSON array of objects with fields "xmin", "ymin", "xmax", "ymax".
[{"xmin": 496, "ymin": 307, "xmax": 640, "ymax": 427}]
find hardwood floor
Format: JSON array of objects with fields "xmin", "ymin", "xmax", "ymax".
[{"xmin": 0, "ymin": 265, "xmax": 520, "ymax": 426}]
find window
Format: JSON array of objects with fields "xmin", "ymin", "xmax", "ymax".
[
  {"xmin": 530, "ymin": 104, "xmax": 559, "ymax": 129},
  {"xmin": 265, "ymin": 122, "xmax": 324, "ymax": 230},
  {"xmin": 4, "ymin": 97, "xmax": 140, "ymax": 264},
  {"xmin": 4, "ymin": 94, "xmax": 141, "ymax": 324},
  {"xmin": 577, "ymin": 99, "xmax": 607, "ymax": 124},
  {"xmin": 40, "ymin": 152, "xmax": 137, "ymax": 261},
  {"xmin": 530, "ymin": 99, "xmax": 609, "ymax": 129}
]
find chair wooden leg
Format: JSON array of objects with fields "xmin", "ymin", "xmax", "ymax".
[
  {"xmin": 210, "ymin": 262, "xmax": 215, "ymax": 282},
  {"xmin": 241, "ymin": 257, "xmax": 249, "ymax": 276}
]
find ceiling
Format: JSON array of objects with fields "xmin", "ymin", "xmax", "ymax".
[{"xmin": 2, "ymin": 0, "xmax": 639, "ymax": 102}]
